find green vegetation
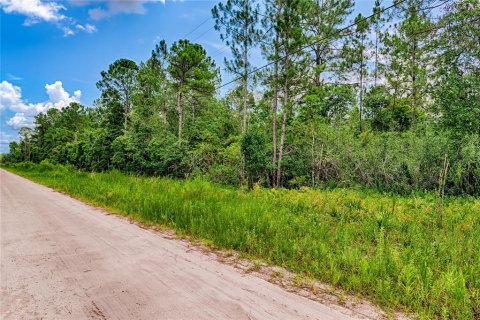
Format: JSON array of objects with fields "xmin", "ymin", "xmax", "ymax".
[
  {"xmin": 2, "ymin": 0, "xmax": 479, "ymax": 318},
  {"xmin": 4, "ymin": 162, "xmax": 479, "ymax": 319},
  {"xmin": 3, "ymin": 0, "xmax": 479, "ymax": 196}
]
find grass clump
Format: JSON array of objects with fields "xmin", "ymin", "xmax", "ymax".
[{"xmin": 4, "ymin": 161, "xmax": 480, "ymax": 319}]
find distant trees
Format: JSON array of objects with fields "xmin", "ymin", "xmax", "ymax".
[
  {"xmin": 344, "ymin": 13, "xmax": 371, "ymax": 132},
  {"xmin": 431, "ymin": 0, "xmax": 480, "ymax": 136},
  {"xmin": 18, "ymin": 127, "xmax": 33, "ymax": 161},
  {"xmin": 212, "ymin": 0, "xmax": 261, "ymax": 133},
  {"xmin": 383, "ymin": 0, "xmax": 434, "ymax": 127},
  {"xmin": 97, "ymin": 59, "xmax": 139, "ymax": 129},
  {"xmin": 4, "ymin": 0, "xmax": 479, "ymax": 196},
  {"xmin": 213, "ymin": 0, "xmax": 262, "ymax": 184},
  {"xmin": 370, "ymin": 0, "xmax": 387, "ymax": 86},
  {"xmin": 167, "ymin": 40, "xmax": 218, "ymax": 140}
]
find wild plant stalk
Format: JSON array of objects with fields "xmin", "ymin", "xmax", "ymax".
[{"xmin": 436, "ymin": 153, "xmax": 449, "ymax": 227}]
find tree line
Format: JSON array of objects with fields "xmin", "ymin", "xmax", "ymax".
[{"xmin": 5, "ymin": 0, "xmax": 480, "ymax": 195}]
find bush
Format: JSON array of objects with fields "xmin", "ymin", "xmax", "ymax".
[{"xmin": 286, "ymin": 122, "xmax": 480, "ymax": 195}]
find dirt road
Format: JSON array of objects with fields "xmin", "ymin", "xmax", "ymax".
[{"xmin": 1, "ymin": 169, "xmax": 366, "ymax": 320}]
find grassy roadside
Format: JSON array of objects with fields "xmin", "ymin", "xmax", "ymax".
[{"xmin": 3, "ymin": 161, "xmax": 479, "ymax": 319}]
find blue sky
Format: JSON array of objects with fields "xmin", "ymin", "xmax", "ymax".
[{"xmin": 0, "ymin": 0, "xmax": 376, "ymax": 153}]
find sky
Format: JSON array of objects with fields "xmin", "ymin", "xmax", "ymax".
[{"xmin": 0, "ymin": 0, "xmax": 377, "ymax": 153}]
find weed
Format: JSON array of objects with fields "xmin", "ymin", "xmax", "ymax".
[{"xmin": 4, "ymin": 163, "xmax": 479, "ymax": 319}]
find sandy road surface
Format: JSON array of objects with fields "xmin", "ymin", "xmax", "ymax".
[{"xmin": 1, "ymin": 169, "xmax": 365, "ymax": 320}]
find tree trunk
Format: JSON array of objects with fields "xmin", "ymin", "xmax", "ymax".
[
  {"xmin": 314, "ymin": 47, "xmax": 322, "ymax": 85},
  {"xmin": 272, "ymin": 0, "xmax": 282, "ymax": 186},
  {"xmin": 314, "ymin": 0, "xmax": 322, "ymax": 86},
  {"xmin": 177, "ymin": 91, "xmax": 183, "ymax": 140},
  {"xmin": 123, "ymin": 86, "xmax": 132, "ymax": 130},
  {"xmin": 276, "ymin": 110, "xmax": 287, "ymax": 187},
  {"xmin": 240, "ymin": 2, "xmax": 250, "ymax": 187},
  {"xmin": 272, "ymin": 63, "xmax": 278, "ymax": 186},
  {"xmin": 374, "ymin": 29, "xmax": 379, "ymax": 87},
  {"xmin": 411, "ymin": 37, "xmax": 417, "ymax": 127},
  {"xmin": 276, "ymin": 51, "xmax": 289, "ymax": 188},
  {"xmin": 243, "ymin": 26, "xmax": 249, "ymax": 133},
  {"xmin": 359, "ymin": 37, "xmax": 364, "ymax": 133},
  {"xmin": 124, "ymin": 101, "xmax": 128, "ymax": 130}
]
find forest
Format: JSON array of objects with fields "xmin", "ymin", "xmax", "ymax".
[
  {"xmin": 4, "ymin": 0, "xmax": 480, "ymax": 196},
  {"xmin": 2, "ymin": 0, "xmax": 480, "ymax": 318}
]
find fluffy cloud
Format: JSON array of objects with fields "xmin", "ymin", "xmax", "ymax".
[
  {"xmin": 6, "ymin": 113, "xmax": 33, "ymax": 129},
  {"xmin": 0, "ymin": 80, "xmax": 81, "ymax": 129},
  {"xmin": 0, "ymin": 0, "xmax": 96, "ymax": 36},
  {"xmin": 0, "ymin": 0, "xmax": 66, "ymax": 25},
  {"xmin": 1, "ymin": 0, "xmax": 163, "ymax": 35},
  {"xmin": 87, "ymin": 0, "xmax": 165, "ymax": 20},
  {"xmin": 0, "ymin": 81, "xmax": 21, "ymax": 112}
]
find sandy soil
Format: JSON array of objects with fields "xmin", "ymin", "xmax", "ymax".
[{"xmin": 1, "ymin": 169, "xmax": 377, "ymax": 320}]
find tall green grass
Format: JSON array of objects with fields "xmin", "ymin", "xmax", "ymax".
[{"xmin": 4, "ymin": 161, "xmax": 479, "ymax": 319}]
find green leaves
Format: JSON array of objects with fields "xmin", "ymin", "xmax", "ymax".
[
  {"xmin": 3, "ymin": 0, "xmax": 479, "ymax": 195},
  {"xmin": 242, "ymin": 128, "xmax": 270, "ymax": 187},
  {"xmin": 97, "ymin": 58, "xmax": 139, "ymax": 129},
  {"xmin": 168, "ymin": 39, "xmax": 218, "ymax": 93}
]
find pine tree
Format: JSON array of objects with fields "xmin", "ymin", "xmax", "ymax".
[
  {"xmin": 212, "ymin": 0, "xmax": 261, "ymax": 133},
  {"xmin": 303, "ymin": 0, "xmax": 354, "ymax": 85},
  {"xmin": 344, "ymin": 14, "xmax": 371, "ymax": 132},
  {"xmin": 167, "ymin": 40, "xmax": 218, "ymax": 140},
  {"xmin": 384, "ymin": 0, "xmax": 434, "ymax": 127},
  {"xmin": 431, "ymin": 0, "xmax": 480, "ymax": 135},
  {"xmin": 261, "ymin": 0, "xmax": 283, "ymax": 185},
  {"xmin": 371, "ymin": 0, "xmax": 387, "ymax": 86},
  {"xmin": 96, "ymin": 59, "xmax": 139, "ymax": 130},
  {"xmin": 275, "ymin": 0, "xmax": 306, "ymax": 187}
]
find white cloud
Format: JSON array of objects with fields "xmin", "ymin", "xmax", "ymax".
[
  {"xmin": 45, "ymin": 81, "xmax": 81, "ymax": 106},
  {"xmin": 62, "ymin": 26, "xmax": 75, "ymax": 37},
  {"xmin": 6, "ymin": 113, "xmax": 34, "ymax": 129},
  {"xmin": 76, "ymin": 23, "xmax": 97, "ymax": 33},
  {"xmin": 0, "ymin": 0, "xmax": 66, "ymax": 24},
  {"xmin": 88, "ymin": 0, "xmax": 165, "ymax": 20},
  {"xmin": 0, "ymin": 80, "xmax": 81, "ymax": 129},
  {"xmin": 0, "ymin": 81, "xmax": 22, "ymax": 111},
  {"xmin": 0, "ymin": 131, "xmax": 18, "ymax": 145},
  {"xmin": 0, "ymin": 0, "xmax": 97, "ymax": 36}
]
